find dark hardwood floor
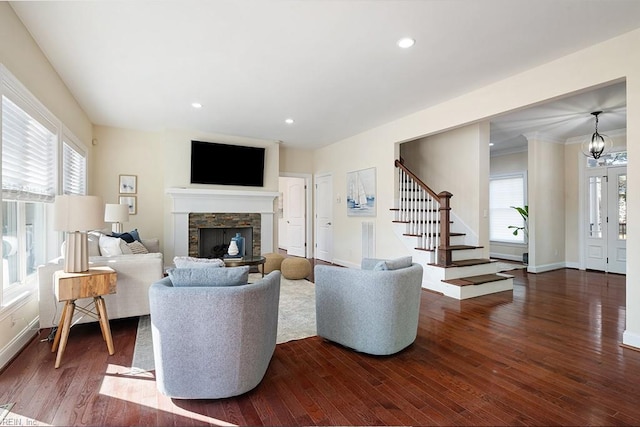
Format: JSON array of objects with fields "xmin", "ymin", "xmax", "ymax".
[{"xmin": 2, "ymin": 268, "xmax": 640, "ymax": 426}]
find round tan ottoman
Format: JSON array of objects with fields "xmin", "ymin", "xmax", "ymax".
[
  {"xmin": 260, "ymin": 252, "xmax": 285, "ymax": 274},
  {"xmin": 281, "ymin": 257, "xmax": 312, "ymax": 280}
]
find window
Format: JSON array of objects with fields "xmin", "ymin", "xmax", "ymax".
[
  {"xmin": 1, "ymin": 92, "xmax": 56, "ymax": 303},
  {"xmin": 62, "ymin": 137, "xmax": 87, "ymax": 195},
  {"xmin": 489, "ymin": 173, "xmax": 527, "ymax": 243},
  {"xmin": 1, "ymin": 65, "xmax": 88, "ymax": 306}
]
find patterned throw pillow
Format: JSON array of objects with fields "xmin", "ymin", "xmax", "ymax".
[{"xmin": 127, "ymin": 240, "xmax": 149, "ymax": 254}]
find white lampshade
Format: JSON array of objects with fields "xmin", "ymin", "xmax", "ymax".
[
  {"xmin": 104, "ymin": 203, "xmax": 129, "ymax": 223},
  {"xmin": 104, "ymin": 203, "xmax": 129, "ymax": 233},
  {"xmin": 54, "ymin": 195, "xmax": 104, "ymax": 232},
  {"xmin": 54, "ymin": 195, "xmax": 104, "ymax": 273}
]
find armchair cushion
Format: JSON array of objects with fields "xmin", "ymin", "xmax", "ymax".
[
  {"xmin": 372, "ymin": 255, "xmax": 413, "ymax": 271},
  {"xmin": 167, "ymin": 265, "xmax": 249, "ymax": 287}
]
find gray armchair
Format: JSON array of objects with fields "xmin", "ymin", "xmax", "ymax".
[
  {"xmin": 315, "ymin": 258, "xmax": 423, "ymax": 355},
  {"xmin": 149, "ymin": 271, "xmax": 280, "ymax": 399}
]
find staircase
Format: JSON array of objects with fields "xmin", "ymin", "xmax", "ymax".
[{"xmin": 392, "ymin": 159, "xmax": 513, "ymax": 300}]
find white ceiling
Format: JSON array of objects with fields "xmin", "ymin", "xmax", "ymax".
[{"xmin": 10, "ymin": 0, "xmax": 640, "ymax": 150}]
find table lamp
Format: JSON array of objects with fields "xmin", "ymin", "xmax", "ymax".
[
  {"xmin": 54, "ymin": 195, "xmax": 104, "ymax": 273},
  {"xmin": 104, "ymin": 203, "xmax": 129, "ymax": 233}
]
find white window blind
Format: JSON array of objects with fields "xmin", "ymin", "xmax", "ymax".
[
  {"xmin": 2, "ymin": 95, "xmax": 56, "ymax": 202},
  {"xmin": 490, "ymin": 174, "xmax": 526, "ymax": 243},
  {"xmin": 62, "ymin": 140, "xmax": 87, "ymax": 195}
]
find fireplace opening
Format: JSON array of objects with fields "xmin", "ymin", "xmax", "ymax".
[{"xmin": 198, "ymin": 227, "xmax": 253, "ymax": 259}]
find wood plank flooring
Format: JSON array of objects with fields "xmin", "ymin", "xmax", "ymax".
[{"xmin": 2, "ymin": 268, "xmax": 640, "ymax": 426}]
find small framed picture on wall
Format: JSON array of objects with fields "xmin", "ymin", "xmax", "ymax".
[
  {"xmin": 119, "ymin": 174, "xmax": 137, "ymax": 194},
  {"xmin": 119, "ymin": 196, "xmax": 137, "ymax": 215}
]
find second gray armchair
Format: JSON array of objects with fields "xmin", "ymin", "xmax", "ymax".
[{"xmin": 315, "ymin": 257, "xmax": 424, "ymax": 356}]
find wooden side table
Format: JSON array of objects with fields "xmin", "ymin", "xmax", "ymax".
[{"xmin": 51, "ymin": 266, "xmax": 117, "ymax": 368}]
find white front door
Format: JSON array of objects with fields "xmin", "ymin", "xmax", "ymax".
[
  {"xmin": 606, "ymin": 167, "xmax": 627, "ymax": 274},
  {"xmin": 585, "ymin": 166, "xmax": 626, "ymax": 274},
  {"xmin": 285, "ymin": 177, "xmax": 306, "ymax": 257},
  {"xmin": 315, "ymin": 173, "xmax": 333, "ymax": 263}
]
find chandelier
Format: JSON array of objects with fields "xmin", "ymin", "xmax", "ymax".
[{"xmin": 581, "ymin": 111, "xmax": 613, "ymax": 160}]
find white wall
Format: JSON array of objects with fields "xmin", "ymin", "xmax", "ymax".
[
  {"xmin": 527, "ymin": 134, "xmax": 566, "ymax": 272},
  {"xmin": 92, "ymin": 126, "xmax": 165, "ymax": 247}
]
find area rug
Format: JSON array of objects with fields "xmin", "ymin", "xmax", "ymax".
[{"xmin": 131, "ymin": 274, "xmax": 316, "ymax": 372}]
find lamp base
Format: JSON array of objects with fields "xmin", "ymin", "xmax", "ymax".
[
  {"xmin": 111, "ymin": 222, "xmax": 122, "ymax": 233},
  {"xmin": 64, "ymin": 231, "xmax": 89, "ymax": 273}
]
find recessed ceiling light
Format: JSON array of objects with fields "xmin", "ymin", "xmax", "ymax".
[
  {"xmin": 285, "ymin": 118, "xmax": 294, "ymax": 124},
  {"xmin": 489, "ymin": 143, "xmax": 495, "ymax": 147},
  {"xmin": 191, "ymin": 102, "xmax": 202, "ymax": 109},
  {"xmin": 397, "ymin": 37, "xmax": 415, "ymax": 49}
]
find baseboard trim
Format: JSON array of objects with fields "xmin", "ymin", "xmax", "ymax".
[
  {"xmin": 527, "ymin": 262, "xmax": 566, "ymax": 273},
  {"xmin": 0, "ymin": 317, "xmax": 39, "ymax": 372},
  {"xmin": 623, "ymin": 330, "xmax": 640, "ymax": 350},
  {"xmin": 331, "ymin": 258, "xmax": 360, "ymax": 269},
  {"xmin": 489, "ymin": 252, "xmax": 523, "ymax": 262}
]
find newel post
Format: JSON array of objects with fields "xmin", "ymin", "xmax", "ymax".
[{"xmin": 437, "ymin": 191, "xmax": 453, "ymax": 266}]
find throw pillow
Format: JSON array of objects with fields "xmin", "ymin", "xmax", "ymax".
[
  {"xmin": 112, "ymin": 229, "xmax": 141, "ymax": 243},
  {"xmin": 173, "ymin": 256, "xmax": 225, "ymax": 268},
  {"xmin": 127, "ymin": 240, "xmax": 149, "ymax": 254},
  {"xmin": 120, "ymin": 239, "xmax": 134, "ymax": 255},
  {"xmin": 87, "ymin": 231, "xmax": 103, "ymax": 257},
  {"xmin": 111, "ymin": 232, "xmax": 134, "ymax": 243},
  {"xmin": 99, "ymin": 234, "xmax": 124, "ymax": 257},
  {"xmin": 373, "ymin": 256, "xmax": 413, "ymax": 271},
  {"xmin": 168, "ymin": 265, "xmax": 249, "ymax": 287}
]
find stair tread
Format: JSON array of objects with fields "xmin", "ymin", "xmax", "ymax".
[
  {"xmin": 434, "ymin": 258, "xmax": 495, "ymax": 267},
  {"xmin": 446, "ymin": 245, "xmax": 483, "ymax": 250},
  {"xmin": 443, "ymin": 273, "xmax": 513, "ymax": 287}
]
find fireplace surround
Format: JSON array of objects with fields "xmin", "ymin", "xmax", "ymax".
[
  {"xmin": 189, "ymin": 213, "xmax": 260, "ymax": 258},
  {"xmin": 166, "ymin": 188, "xmax": 279, "ymax": 263}
]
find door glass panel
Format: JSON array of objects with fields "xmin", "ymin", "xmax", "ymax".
[
  {"xmin": 618, "ymin": 174, "xmax": 627, "ymax": 240},
  {"xmin": 587, "ymin": 151, "xmax": 628, "ymax": 168},
  {"xmin": 588, "ymin": 176, "xmax": 603, "ymax": 238}
]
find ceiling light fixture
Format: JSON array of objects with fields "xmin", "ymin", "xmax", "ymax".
[
  {"xmin": 397, "ymin": 37, "xmax": 415, "ymax": 49},
  {"xmin": 581, "ymin": 111, "xmax": 613, "ymax": 160},
  {"xmin": 285, "ymin": 118, "xmax": 294, "ymax": 124},
  {"xmin": 191, "ymin": 102, "xmax": 202, "ymax": 109}
]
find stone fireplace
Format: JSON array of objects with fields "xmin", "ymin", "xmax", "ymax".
[
  {"xmin": 166, "ymin": 188, "xmax": 279, "ymax": 263},
  {"xmin": 189, "ymin": 213, "xmax": 260, "ymax": 258}
]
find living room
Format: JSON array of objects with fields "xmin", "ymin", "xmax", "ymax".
[{"xmin": 2, "ymin": 1, "xmax": 640, "ymax": 425}]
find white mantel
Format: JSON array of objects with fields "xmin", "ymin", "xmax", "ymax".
[{"xmin": 166, "ymin": 188, "xmax": 279, "ymax": 261}]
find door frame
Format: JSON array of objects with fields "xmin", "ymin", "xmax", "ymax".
[
  {"xmin": 279, "ymin": 172, "xmax": 313, "ymax": 258},
  {"xmin": 578, "ymin": 151, "xmax": 627, "ymax": 273}
]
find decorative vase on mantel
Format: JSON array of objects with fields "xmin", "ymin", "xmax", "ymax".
[{"xmin": 231, "ymin": 232, "xmax": 245, "ymax": 257}]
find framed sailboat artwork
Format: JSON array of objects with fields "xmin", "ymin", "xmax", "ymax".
[{"xmin": 347, "ymin": 167, "xmax": 376, "ymax": 217}]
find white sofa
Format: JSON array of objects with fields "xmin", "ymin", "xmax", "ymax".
[{"xmin": 37, "ymin": 232, "xmax": 164, "ymax": 329}]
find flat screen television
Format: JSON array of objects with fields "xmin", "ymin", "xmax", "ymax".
[{"xmin": 190, "ymin": 140, "xmax": 265, "ymax": 187}]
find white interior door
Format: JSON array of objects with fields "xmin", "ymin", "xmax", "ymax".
[
  {"xmin": 285, "ymin": 177, "xmax": 306, "ymax": 257},
  {"xmin": 584, "ymin": 166, "xmax": 626, "ymax": 274},
  {"xmin": 315, "ymin": 174, "xmax": 333, "ymax": 262}
]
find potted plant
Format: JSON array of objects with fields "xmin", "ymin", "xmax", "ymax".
[{"xmin": 508, "ymin": 205, "xmax": 529, "ymax": 265}]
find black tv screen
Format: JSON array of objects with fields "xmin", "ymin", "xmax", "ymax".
[{"xmin": 190, "ymin": 141, "xmax": 265, "ymax": 187}]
